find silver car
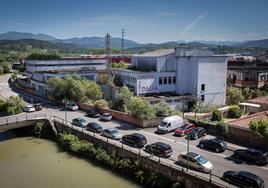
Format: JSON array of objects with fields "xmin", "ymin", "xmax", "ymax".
[
  {"xmin": 101, "ymin": 128, "xmax": 122, "ymax": 140},
  {"xmin": 66, "ymin": 102, "xmax": 78, "ymax": 111},
  {"xmin": 99, "ymin": 113, "xmax": 112, "ymax": 121},
  {"xmin": 177, "ymin": 152, "xmax": 213, "ymax": 173}
]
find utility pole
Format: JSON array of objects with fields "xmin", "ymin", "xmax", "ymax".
[
  {"xmin": 186, "ymin": 132, "xmax": 190, "ymax": 171},
  {"xmin": 64, "ymin": 95, "xmax": 67, "ymax": 124},
  {"xmin": 121, "ymin": 29, "xmax": 125, "ymax": 60},
  {"xmin": 193, "ymin": 85, "xmax": 197, "ymax": 121}
]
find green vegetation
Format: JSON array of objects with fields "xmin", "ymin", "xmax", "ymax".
[
  {"xmin": 216, "ymin": 121, "xmax": 228, "ymax": 137},
  {"xmin": 249, "ymin": 118, "xmax": 268, "ymax": 137},
  {"xmin": 0, "ymin": 96, "xmax": 25, "ymax": 115},
  {"xmin": 11, "ymin": 72, "xmax": 17, "ymax": 80},
  {"xmin": 98, "ymin": 74, "xmax": 115, "ymax": 86},
  {"xmin": 57, "ymin": 133, "xmax": 178, "ymax": 188},
  {"xmin": 193, "ymin": 102, "xmax": 218, "ymax": 113},
  {"xmin": 27, "ymin": 52, "xmax": 61, "ymax": 60},
  {"xmin": 127, "ymin": 97, "xmax": 155, "ymax": 119},
  {"xmin": 228, "ymin": 105, "xmax": 242, "ymax": 118},
  {"xmin": 226, "ymin": 86, "xmax": 245, "ymax": 105},
  {"xmin": 153, "ymin": 102, "xmax": 172, "ymax": 117},
  {"xmin": 47, "ymin": 75, "xmax": 103, "ymax": 103},
  {"xmin": 211, "ymin": 110, "xmax": 223, "ymax": 121},
  {"xmin": 112, "ymin": 86, "xmax": 134, "ymax": 112},
  {"xmin": 94, "ymin": 99, "xmax": 109, "ymax": 109},
  {"xmin": 34, "ymin": 120, "xmax": 47, "ymax": 138},
  {"xmin": 110, "ymin": 62, "xmax": 128, "ymax": 69}
]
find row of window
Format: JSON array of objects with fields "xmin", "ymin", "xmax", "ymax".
[{"xmin": 159, "ymin": 76, "xmax": 176, "ymax": 85}]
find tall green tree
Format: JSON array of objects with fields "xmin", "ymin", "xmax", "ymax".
[
  {"xmin": 6, "ymin": 96, "xmax": 25, "ymax": 115},
  {"xmin": 127, "ymin": 97, "xmax": 155, "ymax": 120},
  {"xmin": 226, "ymin": 86, "xmax": 245, "ymax": 105}
]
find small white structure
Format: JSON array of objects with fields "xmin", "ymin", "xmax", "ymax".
[{"xmin": 239, "ymin": 102, "xmax": 261, "ymax": 114}]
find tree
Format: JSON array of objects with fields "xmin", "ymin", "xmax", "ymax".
[
  {"xmin": 0, "ymin": 66, "xmax": 3, "ymax": 75},
  {"xmin": 112, "ymin": 85, "xmax": 134, "ymax": 112},
  {"xmin": 0, "ymin": 99, "xmax": 6, "ymax": 112},
  {"xmin": 211, "ymin": 110, "xmax": 223, "ymax": 121},
  {"xmin": 82, "ymin": 79, "xmax": 103, "ymax": 102},
  {"xmin": 153, "ymin": 102, "xmax": 172, "ymax": 117},
  {"xmin": 0, "ymin": 62, "xmax": 11, "ymax": 73},
  {"xmin": 228, "ymin": 105, "xmax": 242, "ymax": 118},
  {"xmin": 27, "ymin": 52, "xmax": 61, "ymax": 60},
  {"xmin": 11, "ymin": 72, "xmax": 17, "ymax": 80},
  {"xmin": 216, "ymin": 121, "xmax": 228, "ymax": 137},
  {"xmin": 249, "ymin": 118, "xmax": 268, "ymax": 137},
  {"xmin": 226, "ymin": 86, "xmax": 245, "ymax": 105},
  {"xmin": 47, "ymin": 77, "xmax": 66, "ymax": 101},
  {"xmin": 127, "ymin": 97, "xmax": 155, "ymax": 120},
  {"xmin": 6, "ymin": 96, "xmax": 25, "ymax": 115},
  {"xmin": 242, "ymin": 87, "xmax": 253, "ymax": 99}
]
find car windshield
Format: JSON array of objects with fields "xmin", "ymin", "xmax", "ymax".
[
  {"xmin": 111, "ymin": 130, "xmax": 118, "ymax": 134},
  {"xmin": 160, "ymin": 121, "xmax": 168, "ymax": 127},
  {"xmin": 93, "ymin": 124, "xmax": 101, "ymax": 128},
  {"xmin": 196, "ymin": 156, "xmax": 208, "ymax": 164},
  {"xmin": 80, "ymin": 119, "xmax": 87, "ymax": 123}
]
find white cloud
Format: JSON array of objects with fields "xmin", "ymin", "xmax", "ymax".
[
  {"xmin": 181, "ymin": 13, "xmax": 207, "ymax": 36},
  {"xmin": 160, "ymin": 12, "xmax": 177, "ymax": 16}
]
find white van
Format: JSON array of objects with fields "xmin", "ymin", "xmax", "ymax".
[{"xmin": 157, "ymin": 115, "xmax": 184, "ymax": 134}]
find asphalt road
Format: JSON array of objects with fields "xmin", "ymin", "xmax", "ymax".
[{"xmin": 1, "ymin": 74, "xmax": 268, "ymax": 188}]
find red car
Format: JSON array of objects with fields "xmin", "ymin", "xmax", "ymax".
[{"xmin": 175, "ymin": 124, "xmax": 195, "ymax": 136}]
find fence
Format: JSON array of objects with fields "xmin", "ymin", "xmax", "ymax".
[{"xmin": 0, "ymin": 114, "xmax": 232, "ymax": 188}]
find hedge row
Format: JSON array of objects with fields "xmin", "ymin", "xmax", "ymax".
[{"xmin": 57, "ymin": 133, "xmax": 182, "ymax": 188}]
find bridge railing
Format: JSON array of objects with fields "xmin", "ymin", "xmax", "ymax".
[{"xmin": 0, "ymin": 113, "xmax": 48, "ymax": 125}]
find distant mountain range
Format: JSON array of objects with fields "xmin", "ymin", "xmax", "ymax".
[{"xmin": 0, "ymin": 31, "xmax": 268, "ymax": 50}]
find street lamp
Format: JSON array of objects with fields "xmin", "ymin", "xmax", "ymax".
[{"xmin": 64, "ymin": 95, "xmax": 67, "ymax": 124}]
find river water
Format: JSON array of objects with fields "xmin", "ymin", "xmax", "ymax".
[{"xmin": 0, "ymin": 131, "xmax": 140, "ymax": 188}]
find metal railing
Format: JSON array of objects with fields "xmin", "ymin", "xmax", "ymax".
[{"xmin": 0, "ymin": 113, "xmax": 232, "ymax": 188}]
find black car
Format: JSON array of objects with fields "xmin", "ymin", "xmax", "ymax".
[
  {"xmin": 145, "ymin": 142, "xmax": 173, "ymax": 158},
  {"xmin": 188, "ymin": 127, "xmax": 206, "ymax": 140},
  {"xmin": 86, "ymin": 122, "xmax": 103, "ymax": 133},
  {"xmin": 222, "ymin": 171, "xmax": 265, "ymax": 188},
  {"xmin": 199, "ymin": 138, "xmax": 227, "ymax": 152},
  {"xmin": 233, "ymin": 149, "xmax": 267, "ymax": 166},
  {"xmin": 122, "ymin": 133, "xmax": 147, "ymax": 148},
  {"xmin": 87, "ymin": 109, "xmax": 100, "ymax": 118}
]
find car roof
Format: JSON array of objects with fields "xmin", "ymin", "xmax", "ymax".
[
  {"xmin": 239, "ymin": 171, "xmax": 263, "ymax": 182},
  {"xmin": 210, "ymin": 138, "xmax": 224, "ymax": 144},
  {"xmin": 154, "ymin": 142, "xmax": 171, "ymax": 148},
  {"xmin": 105, "ymin": 128, "xmax": 116, "ymax": 131},
  {"xmin": 131, "ymin": 133, "xmax": 146, "ymax": 138},
  {"xmin": 186, "ymin": 152, "xmax": 200, "ymax": 158},
  {"xmin": 103, "ymin": 113, "xmax": 110, "ymax": 115}
]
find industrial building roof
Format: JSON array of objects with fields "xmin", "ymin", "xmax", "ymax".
[{"xmin": 134, "ymin": 49, "xmax": 174, "ymax": 57}]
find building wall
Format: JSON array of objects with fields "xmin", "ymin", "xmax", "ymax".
[{"xmin": 132, "ymin": 56, "xmax": 156, "ymax": 71}]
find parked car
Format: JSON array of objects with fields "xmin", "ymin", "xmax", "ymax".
[
  {"xmin": 199, "ymin": 138, "xmax": 227, "ymax": 152},
  {"xmin": 175, "ymin": 123, "xmax": 195, "ymax": 136},
  {"xmin": 177, "ymin": 152, "xmax": 213, "ymax": 173},
  {"xmin": 24, "ymin": 105, "xmax": 36, "ymax": 112},
  {"xmin": 187, "ymin": 127, "xmax": 206, "ymax": 140},
  {"xmin": 86, "ymin": 122, "xmax": 103, "ymax": 133},
  {"xmin": 87, "ymin": 109, "xmax": 100, "ymax": 118},
  {"xmin": 156, "ymin": 116, "xmax": 184, "ymax": 134},
  {"xmin": 99, "ymin": 113, "xmax": 112, "ymax": 121},
  {"xmin": 145, "ymin": 142, "xmax": 173, "ymax": 158},
  {"xmin": 33, "ymin": 103, "xmax": 42, "ymax": 111},
  {"xmin": 66, "ymin": 102, "xmax": 79, "ymax": 111},
  {"xmin": 222, "ymin": 171, "xmax": 265, "ymax": 188},
  {"xmin": 101, "ymin": 128, "xmax": 122, "ymax": 140},
  {"xmin": 233, "ymin": 149, "xmax": 267, "ymax": 166},
  {"xmin": 122, "ymin": 133, "xmax": 147, "ymax": 148},
  {"xmin": 72, "ymin": 117, "xmax": 88, "ymax": 128}
]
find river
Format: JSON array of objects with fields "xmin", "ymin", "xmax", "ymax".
[{"xmin": 0, "ymin": 131, "xmax": 141, "ymax": 188}]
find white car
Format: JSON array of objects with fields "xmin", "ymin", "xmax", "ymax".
[
  {"xmin": 177, "ymin": 152, "xmax": 213, "ymax": 173},
  {"xmin": 24, "ymin": 105, "xmax": 36, "ymax": 112},
  {"xmin": 99, "ymin": 113, "xmax": 112, "ymax": 121},
  {"xmin": 66, "ymin": 102, "xmax": 78, "ymax": 111}
]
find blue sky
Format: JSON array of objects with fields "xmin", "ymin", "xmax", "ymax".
[{"xmin": 0, "ymin": 0, "xmax": 268, "ymax": 43}]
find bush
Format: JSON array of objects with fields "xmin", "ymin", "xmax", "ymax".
[
  {"xmin": 112, "ymin": 86, "xmax": 133, "ymax": 112},
  {"xmin": 6, "ymin": 96, "xmax": 25, "ymax": 115},
  {"xmin": 216, "ymin": 121, "xmax": 228, "ymax": 137},
  {"xmin": 11, "ymin": 72, "xmax": 17, "ymax": 80},
  {"xmin": 0, "ymin": 99, "xmax": 6, "ymax": 112},
  {"xmin": 127, "ymin": 97, "xmax": 155, "ymax": 120},
  {"xmin": 0, "ymin": 62, "xmax": 11, "ymax": 73},
  {"xmin": 226, "ymin": 86, "xmax": 245, "ymax": 105},
  {"xmin": 249, "ymin": 118, "xmax": 268, "ymax": 137},
  {"xmin": 228, "ymin": 105, "xmax": 242, "ymax": 118},
  {"xmin": 94, "ymin": 99, "xmax": 109, "ymax": 109},
  {"xmin": 194, "ymin": 103, "xmax": 218, "ymax": 113},
  {"xmin": 211, "ymin": 110, "xmax": 223, "ymax": 121},
  {"xmin": 0, "ymin": 66, "xmax": 4, "ymax": 74},
  {"xmin": 27, "ymin": 52, "xmax": 61, "ymax": 60},
  {"xmin": 153, "ymin": 102, "xmax": 172, "ymax": 117}
]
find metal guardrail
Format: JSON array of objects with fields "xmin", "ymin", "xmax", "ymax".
[{"xmin": 0, "ymin": 113, "xmax": 231, "ymax": 188}]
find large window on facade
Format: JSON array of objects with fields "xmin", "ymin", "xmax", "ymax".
[
  {"xmin": 159, "ymin": 77, "xmax": 163, "ymax": 85},
  {"xmin": 173, "ymin": 76, "xmax": 176, "ymax": 84},
  {"xmin": 168, "ymin": 77, "xmax": 172, "ymax": 84},
  {"xmin": 201, "ymin": 84, "xmax": 205, "ymax": 91}
]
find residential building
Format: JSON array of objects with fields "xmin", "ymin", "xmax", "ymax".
[{"xmin": 114, "ymin": 47, "xmax": 230, "ymax": 108}]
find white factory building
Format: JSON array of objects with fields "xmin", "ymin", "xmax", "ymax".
[
  {"xmin": 114, "ymin": 47, "xmax": 230, "ymax": 107},
  {"xmin": 25, "ymin": 57, "xmax": 108, "ymax": 97}
]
